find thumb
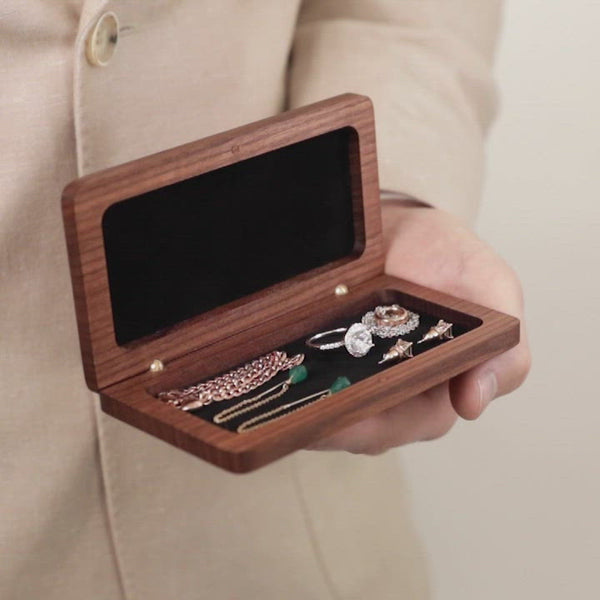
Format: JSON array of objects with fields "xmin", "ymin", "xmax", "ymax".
[{"xmin": 449, "ymin": 339, "xmax": 531, "ymax": 420}]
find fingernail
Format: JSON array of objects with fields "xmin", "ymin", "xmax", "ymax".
[{"xmin": 478, "ymin": 371, "xmax": 498, "ymax": 414}]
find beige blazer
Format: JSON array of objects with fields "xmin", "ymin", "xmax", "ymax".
[{"xmin": 0, "ymin": 1, "xmax": 500, "ymax": 598}]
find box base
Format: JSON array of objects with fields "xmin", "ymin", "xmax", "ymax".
[{"xmin": 101, "ymin": 274, "xmax": 519, "ymax": 473}]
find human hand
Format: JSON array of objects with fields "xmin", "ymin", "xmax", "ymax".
[{"xmin": 309, "ymin": 204, "xmax": 531, "ymax": 454}]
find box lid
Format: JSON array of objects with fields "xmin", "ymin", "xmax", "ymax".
[{"xmin": 62, "ymin": 94, "xmax": 384, "ymax": 391}]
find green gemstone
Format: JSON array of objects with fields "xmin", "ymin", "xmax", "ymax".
[
  {"xmin": 330, "ymin": 376, "xmax": 351, "ymax": 394},
  {"xmin": 289, "ymin": 365, "xmax": 308, "ymax": 385}
]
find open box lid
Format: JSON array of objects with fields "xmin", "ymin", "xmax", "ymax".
[{"xmin": 62, "ymin": 94, "xmax": 385, "ymax": 391}]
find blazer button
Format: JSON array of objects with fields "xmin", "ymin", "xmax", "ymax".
[{"xmin": 86, "ymin": 12, "xmax": 119, "ymax": 67}]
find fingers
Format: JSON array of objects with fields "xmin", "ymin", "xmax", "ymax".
[
  {"xmin": 307, "ymin": 324, "xmax": 531, "ymax": 453},
  {"xmin": 449, "ymin": 257, "xmax": 531, "ymax": 420},
  {"xmin": 450, "ymin": 329, "xmax": 532, "ymax": 420},
  {"xmin": 307, "ymin": 383, "xmax": 457, "ymax": 454}
]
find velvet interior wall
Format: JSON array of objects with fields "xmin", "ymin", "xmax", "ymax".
[{"xmin": 102, "ymin": 128, "xmax": 358, "ymax": 345}]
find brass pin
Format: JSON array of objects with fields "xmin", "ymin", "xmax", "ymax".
[{"xmin": 149, "ymin": 359, "xmax": 165, "ymax": 373}]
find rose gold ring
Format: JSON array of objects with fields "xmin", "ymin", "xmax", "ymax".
[
  {"xmin": 361, "ymin": 305, "xmax": 420, "ymax": 338},
  {"xmin": 374, "ymin": 305, "xmax": 409, "ymax": 326}
]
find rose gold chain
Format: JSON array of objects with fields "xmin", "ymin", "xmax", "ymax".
[{"xmin": 158, "ymin": 351, "xmax": 304, "ymax": 410}]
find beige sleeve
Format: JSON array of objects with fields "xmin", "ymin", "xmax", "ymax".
[{"xmin": 287, "ymin": 0, "xmax": 503, "ymax": 222}]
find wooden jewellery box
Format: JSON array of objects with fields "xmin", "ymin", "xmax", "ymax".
[{"xmin": 62, "ymin": 94, "xmax": 519, "ymax": 473}]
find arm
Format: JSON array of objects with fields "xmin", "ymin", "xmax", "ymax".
[
  {"xmin": 288, "ymin": 1, "xmax": 530, "ymax": 452},
  {"xmin": 288, "ymin": 0, "xmax": 503, "ymax": 222}
]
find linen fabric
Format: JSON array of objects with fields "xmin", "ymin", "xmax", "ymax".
[{"xmin": 0, "ymin": 1, "xmax": 500, "ymax": 598}]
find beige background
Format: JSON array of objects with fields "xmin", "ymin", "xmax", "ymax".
[{"xmin": 400, "ymin": 1, "xmax": 600, "ymax": 598}]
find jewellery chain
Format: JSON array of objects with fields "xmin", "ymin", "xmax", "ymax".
[{"xmin": 158, "ymin": 351, "xmax": 304, "ymax": 409}]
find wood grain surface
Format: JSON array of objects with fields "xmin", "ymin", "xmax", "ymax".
[
  {"xmin": 62, "ymin": 94, "xmax": 383, "ymax": 391},
  {"xmin": 100, "ymin": 274, "xmax": 518, "ymax": 473},
  {"xmin": 63, "ymin": 94, "xmax": 519, "ymax": 473}
]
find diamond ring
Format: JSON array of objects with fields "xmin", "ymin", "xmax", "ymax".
[{"xmin": 305, "ymin": 323, "xmax": 374, "ymax": 358}]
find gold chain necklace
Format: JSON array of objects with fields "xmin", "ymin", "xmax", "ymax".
[
  {"xmin": 213, "ymin": 365, "xmax": 308, "ymax": 424},
  {"xmin": 158, "ymin": 351, "xmax": 304, "ymax": 411}
]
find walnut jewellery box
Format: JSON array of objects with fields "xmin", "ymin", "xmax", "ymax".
[{"xmin": 62, "ymin": 94, "xmax": 519, "ymax": 473}]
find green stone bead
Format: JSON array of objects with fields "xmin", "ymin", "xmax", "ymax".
[
  {"xmin": 289, "ymin": 365, "xmax": 308, "ymax": 385},
  {"xmin": 330, "ymin": 376, "xmax": 351, "ymax": 394}
]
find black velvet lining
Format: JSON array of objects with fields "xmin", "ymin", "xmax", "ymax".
[
  {"xmin": 102, "ymin": 128, "xmax": 359, "ymax": 345},
  {"xmin": 179, "ymin": 291, "xmax": 481, "ymax": 433}
]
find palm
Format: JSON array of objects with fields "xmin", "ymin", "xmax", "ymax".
[{"xmin": 383, "ymin": 206, "xmax": 512, "ymax": 311}]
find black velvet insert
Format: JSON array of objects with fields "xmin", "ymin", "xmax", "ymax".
[
  {"xmin": 178, "ymin": 291, "xmax": 482, "ymax": 433},
  {"xmin": 102, "ymin": 128, "xmax": 359, "ymax": 345}
]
